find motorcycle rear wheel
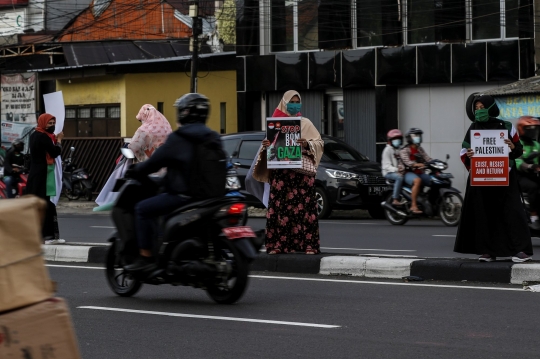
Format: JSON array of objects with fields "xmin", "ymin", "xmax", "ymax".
[
  {"xmin": 206, "ymin": 239, "xmax": 249, "ymax": 304},
  {"xmin": 63, "ymin": 184, "xmax": 81, "ymax": 200},
  {"xmin": 439, "ymin": 192, "xmax": 463, "ymax": 227},
  {"xmin": 105, "ymin": 242, "xmax": 143, "ymax": 297},
  {"xmin": 383, "ymin": 194, "xmax": 409, "ymax": 225}
]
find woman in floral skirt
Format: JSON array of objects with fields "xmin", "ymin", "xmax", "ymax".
[{"xmin": 252, "ymin": 90, "xmax": 324, "ymax": 254}]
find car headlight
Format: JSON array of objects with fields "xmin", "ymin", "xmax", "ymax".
[{"xmin": 325, "ymin": 169, "xmax": 360, "ymax": 180}]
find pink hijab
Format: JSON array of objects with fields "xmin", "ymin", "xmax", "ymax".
[{"xmin": 129, "ymin": 104, "xmax": 173, "ymax": 162}]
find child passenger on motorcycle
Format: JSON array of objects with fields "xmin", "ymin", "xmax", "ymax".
[
  {"xmin": 398, "ymin": 128, "xmax": 432, "ymax": 214},
  {"xmin": 382, "ymin": 129, "xmax": 404, "ymax": 207},
  {"xmin": 515, "ymin": 116, "xmax": 540, "ymax": 230}
]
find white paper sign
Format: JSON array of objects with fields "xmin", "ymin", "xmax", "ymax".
[{"xmin": 43, "ymin": 91, "xmax": 65, "ymax": 134}]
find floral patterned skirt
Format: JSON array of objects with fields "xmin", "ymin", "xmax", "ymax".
[{"xmin": 265, "ymin": 169, "xmax": 320, "ymax": 254}]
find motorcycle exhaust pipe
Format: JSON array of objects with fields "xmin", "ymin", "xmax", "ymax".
[{"xmin": 381, "ymin": 201, "xmax": 407, "ymax": 217}]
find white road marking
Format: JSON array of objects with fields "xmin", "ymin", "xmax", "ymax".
[
  {"xmin": 320, "ymin": 221, "xmax": 377, "ymax": 225},
  {"xmin": 90, "ymin": 226, "xmax": 115, "ymax": 229},
  {"xmin": 321, "ymin": 247, "xmax": 416, "ymax": 252},
  {"xmin": 78, "ymin": 306, "xmax": 340, "ymax": 328},
  {"xmin": 250, "ymin": 275, "xmax": 523, "ymax": 292},
  {"xmin": 47, "ymin": 264, "xmax": 523, "ymax": 292},
  {"xmin": 432, "ymin": 235, "xmax": 455, "ymax": 237}
]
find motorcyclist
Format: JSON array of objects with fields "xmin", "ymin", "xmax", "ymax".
[
  {"xmin": 399, "ymin": 128, "xmax": 432, "ymax": 214},
  {"xmin": 124, "ymin": 93, "xmax": 223, "ymax": 273},
  {"xmin": 3, "ymin": 138, "xmax": 25, "ymax": 198},
  {"xmin": 515, "ymin": 116, "xmax": 540, "ymax": 230},
  {"xmin": 382, "ymin": 129, "xmax": 404, "ymax": 207}
]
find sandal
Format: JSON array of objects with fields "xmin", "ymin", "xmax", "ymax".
[
  {"xmin": 410, "ymin": 208, "xmax": 423, "ymax": 214},
  {"xmin": 305, "ymin": 249, "xmax": 317, "ymax": 255},
  {"xmin": 268, "ymin": 249, "xmax": 281, "ymax": 255}
]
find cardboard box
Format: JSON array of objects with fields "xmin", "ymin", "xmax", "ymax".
[
  {"xmin": 0, "ymin": 196, "xmax": 54, "ymax": 313},
  {"xmin": 0, "ymin": 298, "xmax": 81, "ymax": 359}
]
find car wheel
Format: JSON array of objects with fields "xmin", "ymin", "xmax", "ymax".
[
  {"xmin": 367, "ymin": 206, "xmax": 386, "ymax": 219},
  {"xmin": 315, "ymin": 187, "xmax": 331, "ymax": 219}
]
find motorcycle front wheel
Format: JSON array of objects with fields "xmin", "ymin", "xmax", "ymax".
[
  {"xmin": 439, "ymin": 192, "xmax": 463, "ymax": 227},
  {"xmin": 63, "ymin": 183, "xmax": 81, "ymax": 200},
  {"xmin": 105, "ymin": 242, "xmax": 143, "ymax": 297},
  {"xmin": 206, "ymin": 238, "xmax": 249, "ymax": 304}
]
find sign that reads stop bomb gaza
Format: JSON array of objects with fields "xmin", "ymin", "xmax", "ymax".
[
  {"xmin": 266, "ymin": 117, "xmax": 302, "ymax": 169},
  {"xmin": 470, "ymin": 130, "xmax": 509, "ymax": 186}
]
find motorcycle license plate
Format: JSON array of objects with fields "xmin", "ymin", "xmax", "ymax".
[
  {"xmin": 222, "ymin": 226, "xmax": 256, "ymax": 240},
  {"xmin": 368, "ymin": 186, "xmax": 389, "ymax": 195}
]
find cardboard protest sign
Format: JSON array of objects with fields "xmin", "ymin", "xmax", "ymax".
[
  {"xmin": 266, "ymin": 117, "xmax": 302, "ymax": 169},
  {"xmin": 470, "ymin": 130, "xmax": 509, "ymax": 186}
]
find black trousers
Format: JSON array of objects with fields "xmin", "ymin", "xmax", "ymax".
[
  {"xmin": 43, "ymin": 197, "xmax": 60, "ymax": 239},
  {"xmin": 519, "ymin": 174, "xmax": 540, "ymax": 213}
]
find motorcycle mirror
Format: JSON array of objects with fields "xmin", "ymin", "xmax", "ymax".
[
  {"xmin": 121, "ymin": 148, "xmax": 136, "ymax": 159},
  {"xmin": 70, "ymin": 147, "xmax": 75, "ymax": 152},
  {"xmin": 446, "ymin": 154, "xmax": 450, "ymax": 160}
]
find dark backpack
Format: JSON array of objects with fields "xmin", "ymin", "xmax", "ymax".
[{"xmin": 181, "ymin": 134, "xmax": 227, "ymax": 200}]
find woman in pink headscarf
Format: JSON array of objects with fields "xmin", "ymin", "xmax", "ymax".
[
  {"xmin": 129, "ymin": 104, "xmax": 173, "ymax": 162},
  {"xmin": 95, "ymin": 105, "xmax": 172, "ymax": 207}
]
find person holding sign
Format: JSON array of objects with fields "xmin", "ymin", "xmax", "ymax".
[
  {"xmin": 455, "ymin": 95, "xmax": 533, "ymax": 262},
  {"xmin": 252, "ymin": 90, "xmax": 324, "ymax": 255},
  {"xmin": 26, "ymin": 113, "xmax": 64, "ymax": 244},
  {"xmin": 515, "ymin": 116, "xmax": 540, "ymax": 230}
]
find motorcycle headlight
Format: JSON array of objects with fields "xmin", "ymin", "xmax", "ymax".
[
  {"xmin": 325, "ymin": 169, "xmax": 360, "ymax": 180},
  {"xmin": 432, "ymin": 162, "xmax": 447, "ymax": 170}
]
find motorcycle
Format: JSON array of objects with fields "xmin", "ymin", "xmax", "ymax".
[
  {"xmin": 517, "ymin": 151, "xmax": 540, "ymax": 235},
  {"xmin": 381, "ymin": 155, "xmax": 463, "ymax": 226},
  {"xmin": 105, "ymin": 148, "xmax": 264, "ymax": 304},
  {"xmin": 62, "ymin": 147, "xmax": 94, "ymax": 201},
  {"xmin": 0, "ymin": 162, "xmax": 29, "ymax": 199}
]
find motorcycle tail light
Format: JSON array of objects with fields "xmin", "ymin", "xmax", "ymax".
[{"xmin": 228, "ymin": 203, "xmax": 246, "ymax": 215}]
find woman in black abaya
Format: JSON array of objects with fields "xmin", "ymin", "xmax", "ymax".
[{"xmin": 454, "ymin": 95, "xmax": 533, "ymax": 262}]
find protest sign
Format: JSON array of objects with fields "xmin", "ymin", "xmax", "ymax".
[
  {"xmin": 266, "ymin": 117, "xmax": 302, "ymax": 169},
  {"xmin": 470, "ymin": 130, "xmax": 509, "ymax": 186},
  {"xmin": 43, "ymin": 91, "xmax": 65, "ymax": 134},
  {"xmin": 1, "ymin": 73, "xmax": 36, "ymax": 143}
]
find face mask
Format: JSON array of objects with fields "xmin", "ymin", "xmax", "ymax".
[
  {"xmin": 46, "ymin": 126, "xmax": 55, "ymax": 134},
  {"xmin": 286, "ymin": 103, "xmax": 301, "ymax": 116},
  {"xmin": 391, "ymin": 139, "xmax": 402, "ymax": 148},
  {"xmin": 412, "ymin": 136, "xmax": 421, "ymax": 144},
  {"xmin": 474, "ymin": 103, "xmax": 495, "ymax": 123}
]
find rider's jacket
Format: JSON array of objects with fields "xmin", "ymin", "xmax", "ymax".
[{"xmin": 516, "ymin": 140, "xmax": 540, "ymax": 172}]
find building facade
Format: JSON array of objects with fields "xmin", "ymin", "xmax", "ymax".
[{"xmin": 235, "ymin": 0, "xmax": 536, "ymax": 192}]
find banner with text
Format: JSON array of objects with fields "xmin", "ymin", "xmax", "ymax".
[
  {"xmin": 470, "ymin": 129, "xmax": 509, "ymax": 186},
  {"xmin": 1, "ymin": 73, "xmax": 36, "ymax": 143},
  {"xmin": 495, "ymin": 95, "xmax": 540, "ymax": 120},
  {"xmin": 266, "ymin": 117, "xmax": 302, "ymax": 169}
]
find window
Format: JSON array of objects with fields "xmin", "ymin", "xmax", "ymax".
[
  {"xmin": 357, "ymin": 0, "xmax": 402, "ymax": 47},
  {"xmin": 64, "ymin": 104, "xmax": 121, "ymax": 138},
  {"xmin": 220, "ymin": 102, "xmax": 226, "ymax": 134},
  {"xmin": 408, "ymin": 0, "xmax": 465, "ymax": 44},
  {"xmin": 271, "ymin": 0, "xmax": 319, "ymax": 52},
  {"xmin": 471, "ymin": 0, "xmax": 530, "ymax": 40},
  {"xmin": 157, "ymin": 102, "xmax": 164, "ymax": 114},
  {"xmin": 222, "ymin": 138, "xmax": 240, "ymax": 157},
  {"xmin": 322, "ymin": 139, "xmax": 368, "ymax": 162},
  {"xmin": 238, "ymin": 140, "xmax": 261, "ymax": 159}
]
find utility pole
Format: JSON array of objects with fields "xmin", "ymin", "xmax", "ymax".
[{"xmin": 189, "ymin": 0, "xmax": 202, "ymax": 93}]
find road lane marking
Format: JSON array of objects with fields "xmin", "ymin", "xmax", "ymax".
[
  {"xmin": 78, "ymin": 306, "xmax": 340, "ymax": 328},
  {"xmin": 250, "ymin": 275, "xmax": 523, "ymax": 292},
  {"xmin": 433, "ymin": 235, "xmax": 455, "ymax": 237},
  {"xmin": 46, "ymin": 265, "xmax": 523, "ymax": 292},
  {"xmin": 90, "ymin": 226, "xmax": 115, "ymax": 228},
  {"xmin": 320, "ymin": 222, "xmax": 377, "ymax": 225},
  {"xmin": 321, "ymin": 247, "xmax": 416, "ymax": 252}
]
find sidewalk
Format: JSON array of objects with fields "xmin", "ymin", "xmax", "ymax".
[{"xmin": 44, "ymin": 242, "xmax": 540, "ymax": 285}]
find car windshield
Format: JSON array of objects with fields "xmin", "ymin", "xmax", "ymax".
[{"xmin": 323, "ymin": 139, "xmax": 369, "ymax": 161}]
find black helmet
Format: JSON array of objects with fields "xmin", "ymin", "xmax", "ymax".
[
  {"xmin": 406, "ymin": 128, "xmax": 423, "ymax": 145},
  {"xmin": 173, "ymin": 93, "xmax": 210, "ymax": 125},
  {"xmin": 12, "ymin": 138, "xmax": 24, "ymax": 146}
]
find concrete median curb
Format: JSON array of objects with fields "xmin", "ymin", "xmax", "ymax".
[{"xmin": 43, "ymin": 244, "xmax": 540, "ymax": 285}]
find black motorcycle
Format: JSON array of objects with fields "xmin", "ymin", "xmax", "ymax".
[
  {"xmin": 105, "ymin": 148, "xmax": 264, "ymax": 304},
  {"xmin": 518, "ymin": 151, "xmax": 540, "ymax": 235},
  {"xmin": 381, "ymin": 155, "xmax": 463, "ymax": 226},
  {"xmin": 62, "ymin": 147, "xmax": 94, "ymax": 201}
]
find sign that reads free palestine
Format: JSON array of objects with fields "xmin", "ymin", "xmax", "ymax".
[
  {"xmin": 470, "ymin": 130, "xmax": 509, "ymax": 186},
  {"xmin": 266, "ymin": 117, "xmax": 302, "ymax": 169}
]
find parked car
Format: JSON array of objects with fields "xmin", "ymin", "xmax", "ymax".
[{"xmin": 221, "ymin": 132, "xmax": 390, "ymax": 219}]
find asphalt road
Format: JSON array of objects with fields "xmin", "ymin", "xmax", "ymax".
[
  {"xmin": 57, "ymin": 214, "xmax": 540, "ymax": 259},
  {"xmin": 48, "ymin": 263, "xmax": 540, "ymax": 359}
]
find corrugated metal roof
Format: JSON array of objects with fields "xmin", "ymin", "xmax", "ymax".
[{"xmin": 482, "ymin": 76, "xmax": 540, "ymax": 96}]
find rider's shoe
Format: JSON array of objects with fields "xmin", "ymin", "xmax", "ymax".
[{"xmin": 124, "ymin": 256, "xmax": 157, "ymax": 273}]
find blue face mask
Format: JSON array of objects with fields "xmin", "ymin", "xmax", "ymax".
[
  {"xmin": 412, "ymin": 136, "xmax": 422, "ymax": 144},
  {"xmin": 391, "ymin": 139, "xmax": 402, "ymax": 148},
  {"xmin": 286, "ymin": 103, "xmax": 301, "ymax": 116}
]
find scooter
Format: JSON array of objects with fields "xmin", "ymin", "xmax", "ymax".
[
  {"xmin": 105, "ymin": 148, "xmax": 264, "ymax": 304},
  {"xmin": 0, "ymin": 163, "xmax": 28, "ymax": 199},
  {"xmin": 517, "ymin": 151, "xmax": 540, "ymax": 236},
  {"xmin": 62, "ymin": 147, "xmax": 94, "ymax": 201},
  {"xmin": 381, "ymin": 155, "xmax": 463, "ymax": 226}
]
